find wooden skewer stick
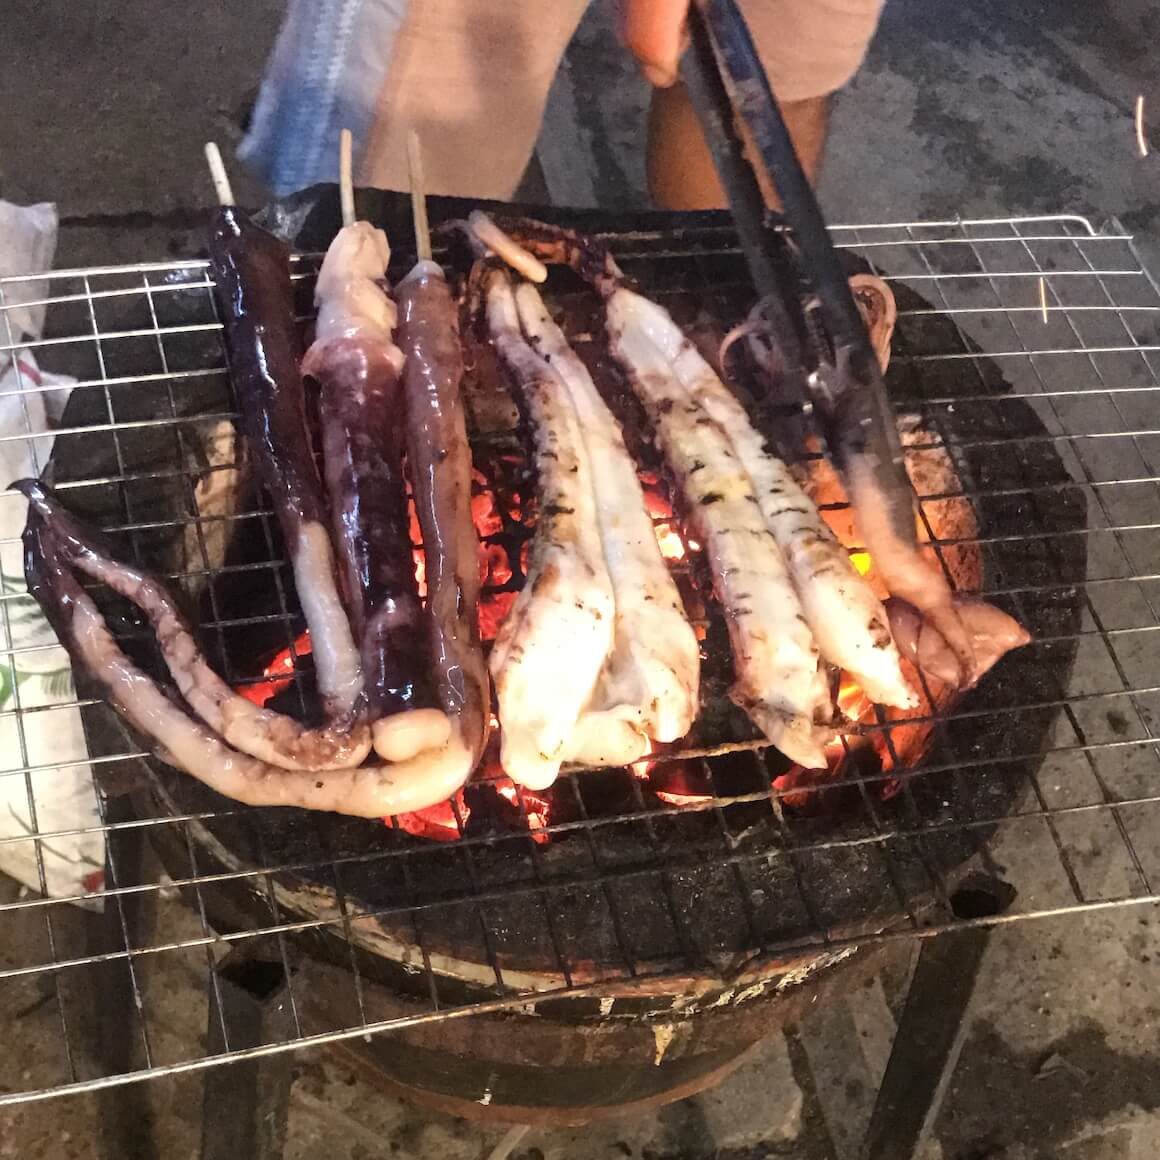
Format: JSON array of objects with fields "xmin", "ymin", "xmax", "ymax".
[
  {"xmin": 204, "ymin": 142, "xmax": 235, "ymax": 207},
  {"xmin": 406, "ymin": 130, "xmax": 433, "ymax": 262},
  {"xmin": 467, "ymin": 211, "xmax": 549, "ymax": 284},
  {"xmin": 339, "ymin": 128, "xmax": 356, "ymax": 228},
  {"xmin": 1038, "ymin": 275, "xmax": 1049, "ymax": 324},
  {"xmin": 1136, "ymin": 95, "xmax": 1149, "ymax": 159}
]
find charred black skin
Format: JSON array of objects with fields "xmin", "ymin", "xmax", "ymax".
[
  {"xmin": 397, "ymin": 269, "xmax": 490, "ymax": 762},
  {"xmin": 208, "ymin": 206, "xmax": 369, "ymax": 721},
  {"xmin": 309, "ymin": 338, "xmax": 434, "ymax": 719},
  {"xmin": 206, "ymin": 206, "xmax": 327, "ymax": 533}
]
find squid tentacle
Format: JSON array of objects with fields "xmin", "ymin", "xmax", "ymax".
[
  {"xmin": 15, "ymin": 479, "xmax": 373, "ymax": 771},
  {"xmin": 23, "ymin": 511, "xmax": 473, "ymax": 818}
]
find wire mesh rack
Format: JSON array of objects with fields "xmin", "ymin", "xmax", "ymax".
[{"xmin": 1, "ymin": 212, "xmax": 1159, "ymax": 1106}]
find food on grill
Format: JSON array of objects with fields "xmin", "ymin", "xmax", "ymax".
[
  {"xmin": 16, "ymin": 480, "xmax": 372, "ymax": 771},
  {"xmin": 396, "ymin": 137, "xmax": 491, "ymax": 771},
  {"xmin": 482, "ymin": 265, "xmax": 618, "ymax": 788},
  {"xmin": 513, "ymin": 280, "xmax": 701, "ymax": 751},
  {"xmin": 604, "ymin": 286, "xmax": 917, "ymax": 714},
  {"xmin": 602, "ymin": 285, "xmax": 834, "ymax": 767},
  {"xmin": 23, "ymin": 509, "xmax": 473, "ymax": 816},
  {"xmin": 886, "ymin": 596, "xmax": 1030, "ymax": 689},
  {"xmin": 483, "ymin": 216, "xmax": 1029, "ymax": 695},
  {"xmin": 848, "ymin": 273, "xmax": 897, "ymax": 373},
  {"xmin": 303, "ymin": 217, "xmax": 451, "ymax": 764},
  {"xmin": 474, "ymin": 224, "xmax": 832, "ymax": 765},
  {"xmin": 206, "ymin": 202, "xmax": 363, "ymax": 723}
]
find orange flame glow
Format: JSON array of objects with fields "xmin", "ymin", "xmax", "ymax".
[
  {"xmin": 237, "ymin": 631, "xmax": 312, "ymax": 706},
  {"xmin": 394, "ymin": 793, "xmax": 468, "ymax": 842},
  {"xmin": 495, "ymin": 778, "xmax": 551, "ymax": 843}
]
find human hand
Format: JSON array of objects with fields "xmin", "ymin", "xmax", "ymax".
[{"xmin": 617, "ymin": 0, "xmax": 691, "ymax": 88}]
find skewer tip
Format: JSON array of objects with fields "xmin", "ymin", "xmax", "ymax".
[
  {"xmin": 467, "ymin": 212, "xmax": 549, "ymax": 284},
  {"xmin": 406, "ymin": 130, "xmax": 434, "ymax": 263},
  {"xmin": 204, "ymin": 142, "xmax": 236, "ymax": 207},
  {"xmin": 338, "ymin": 128, "xmax": 356, "ymax": 228}
]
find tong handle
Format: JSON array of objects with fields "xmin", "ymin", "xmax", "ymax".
[
  {"xmin": 692, "ymin": 0, "xmax": 867, "ymax": 352},
  {"xmin": 691, "ymin": 0, "xmax": 904, "ymax": 467}
]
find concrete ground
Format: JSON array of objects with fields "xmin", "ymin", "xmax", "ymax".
[{"xmin": 3, "ymin": 1, "xmax": 1160, "ymax": 1157}]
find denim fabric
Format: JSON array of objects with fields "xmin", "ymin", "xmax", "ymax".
[{"xmin": 239, "ymin": 0, "xmax": 409, "ymax": 195}]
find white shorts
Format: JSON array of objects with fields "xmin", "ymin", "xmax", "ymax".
[
  {"xmin": 359, "ymin": 0, "xmax": 884, "ymax": 199},
  {"xmin": 243, "ymin": 0, "xmax": 884, "ymax": 200}
]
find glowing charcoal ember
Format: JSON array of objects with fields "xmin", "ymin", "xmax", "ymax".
[
  {"xmin": 236, "ymin": 631, "xmax": 312, "ymax": 706},
  {"xmin": 653, "ymin": 521, "xmax": 686, "ymax": 562},
  {"xmin": 471, "ymin": 486, "xmax": 504, "ymax": 538},
  {"xmin": 478, "ymin": 589, "xmax": 518, "ymax": 642},
  {"xmin": 494, "ymin": 778, "xmax": 551, "ymax": 844},
  {"xmin": 648, "ymin": 760, "xmax": 714, "ymax": 806},
  {"xmin": 408, "ymin": 499, "xmax": 427, "ymax": 597},
  {"xmin": 483, "ymin": 543, "xmax": 513, "ymax": 586},
  {"xmin": 392, "ymin": 791, "xmax": 469, "ymax": 841},
  {"xmin": 641, "ymin": 482, "xmax": 674, "ymax": 520}
]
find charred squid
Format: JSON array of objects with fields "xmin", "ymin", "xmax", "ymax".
[
  {"xmin": 480, "ymin": 217, "xmax": 1028, "ymax": 694},
  {"xmin": 207, "ymin": 205, "xmax": 363, "ymax": 721},
  {"xmin": 22, "ymin": 506, "xmax": 472, "ymax": 817},
  {"xmin": 303, "ymin": 218, "xmax": 453, "ymax": 764}
]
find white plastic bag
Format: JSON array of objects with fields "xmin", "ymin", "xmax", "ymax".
[{"xmin": 0, "ymin": 201, "xmax": 105, "ymax": 903}]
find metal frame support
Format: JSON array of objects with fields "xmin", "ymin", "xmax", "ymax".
[
  {"xmin": 859, "ymin": 875, "xmax": 1017, "ymax": 1160},
  {"xmin": 199, "ymin": 953, "xmax": 294, "ymax": 1160}
]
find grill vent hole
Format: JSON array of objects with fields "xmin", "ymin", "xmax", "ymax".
[
  {"xmin": 949, "ymin": 874, "xmax": 1017, "ymax": 920},
  {"xmin": 219, "ymin": 958, "xmax": 287, "ymax": 1001}
]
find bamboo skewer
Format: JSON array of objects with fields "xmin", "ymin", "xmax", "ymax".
[
  {"xmin": 1136, "ymin": 95, "xmax": 1149, "ymax": 159},
  {"xmin": 339, "ymin": 128, "xmax": 356, "ymax": 229},
  {"xmin": 204, "ymin": 142, "xmax": 236, "ymax": 207},
  {"xmin": 467, "ymin": 211, "xmax": 549, "ymax": 284},
  {"xmin": 406, "ymin": 129, "xmax": 433, "ymax": 262}
]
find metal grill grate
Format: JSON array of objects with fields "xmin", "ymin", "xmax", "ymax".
[{"xmin": 1, "ymin": 213, "xmax": 1160, "ymax": 1105}]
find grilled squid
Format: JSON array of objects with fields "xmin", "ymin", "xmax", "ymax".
[
  {"xmin": 24, "ymin": 513, "xmax": 470, "ymax": 818},
  {"xmin": 474, "ymin": 220, "xmax": 831, "ymax": 764},
  {"xmin": 395, "ymin": 258, "xmax": 491, "ymax": 768},
  {"xmin": 603, "ymin": 292, "xmax": 832, "ymax": 767},
  {"xmin": 483, "ymin": 265, "xmax": 616, "ymax": 788},
  {"xmin": 207, "ymin": 207, "xmax": 362, "ymax": 721},
  {"xmin": 605, "ymin": 288, "xmax": 917, "ymax": 712},
  {"xmin": 303, "ymin": 221, "xmax": 451, "ymax": 763},
  {"xmin": 511, "ymin": 282, "xmax": 700, "ymax": 750},
  {"xmin": 481, "ymin": 217, "xmax": 1028, "ymax": 693},
  {"xmin": 15, "ymin": 480, "xmax": 372, "ymax": 771}
]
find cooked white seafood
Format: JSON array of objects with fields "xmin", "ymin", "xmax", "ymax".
[
  {"xmin": 614, "ymin": 287, "xmax": 917, "ymax": 712},
  {"xmin": 513, "ymin": 282, "xmax": 701, "ymax": 747},
  {"xmin": 604, "ymin": 291, "xmax": 832, "ymax": 768},
  {"xmin": 484, "ymin": 268, "xmax": 616, "ymax": 789}
]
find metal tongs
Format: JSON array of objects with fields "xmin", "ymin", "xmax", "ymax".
[{"xmin": 682, "ymin": 0, "xmax": 908, "ymax": 492}]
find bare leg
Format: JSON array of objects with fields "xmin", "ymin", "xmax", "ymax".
[{"xmin": 646, "ymin": 82, "xmax": 829, "ymax": 210}]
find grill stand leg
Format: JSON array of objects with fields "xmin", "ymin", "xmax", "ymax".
[
  {"xmin": 80, "ymin": 794, "xmax": 158, "ymax": 1160},
  {"xmin": 859, "ymin": 876, "xmax": 1016, "ymax": 1160},
  {"xmin": 199, "ymin": 954, "xmax": 294, "ymax": 1160}
]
